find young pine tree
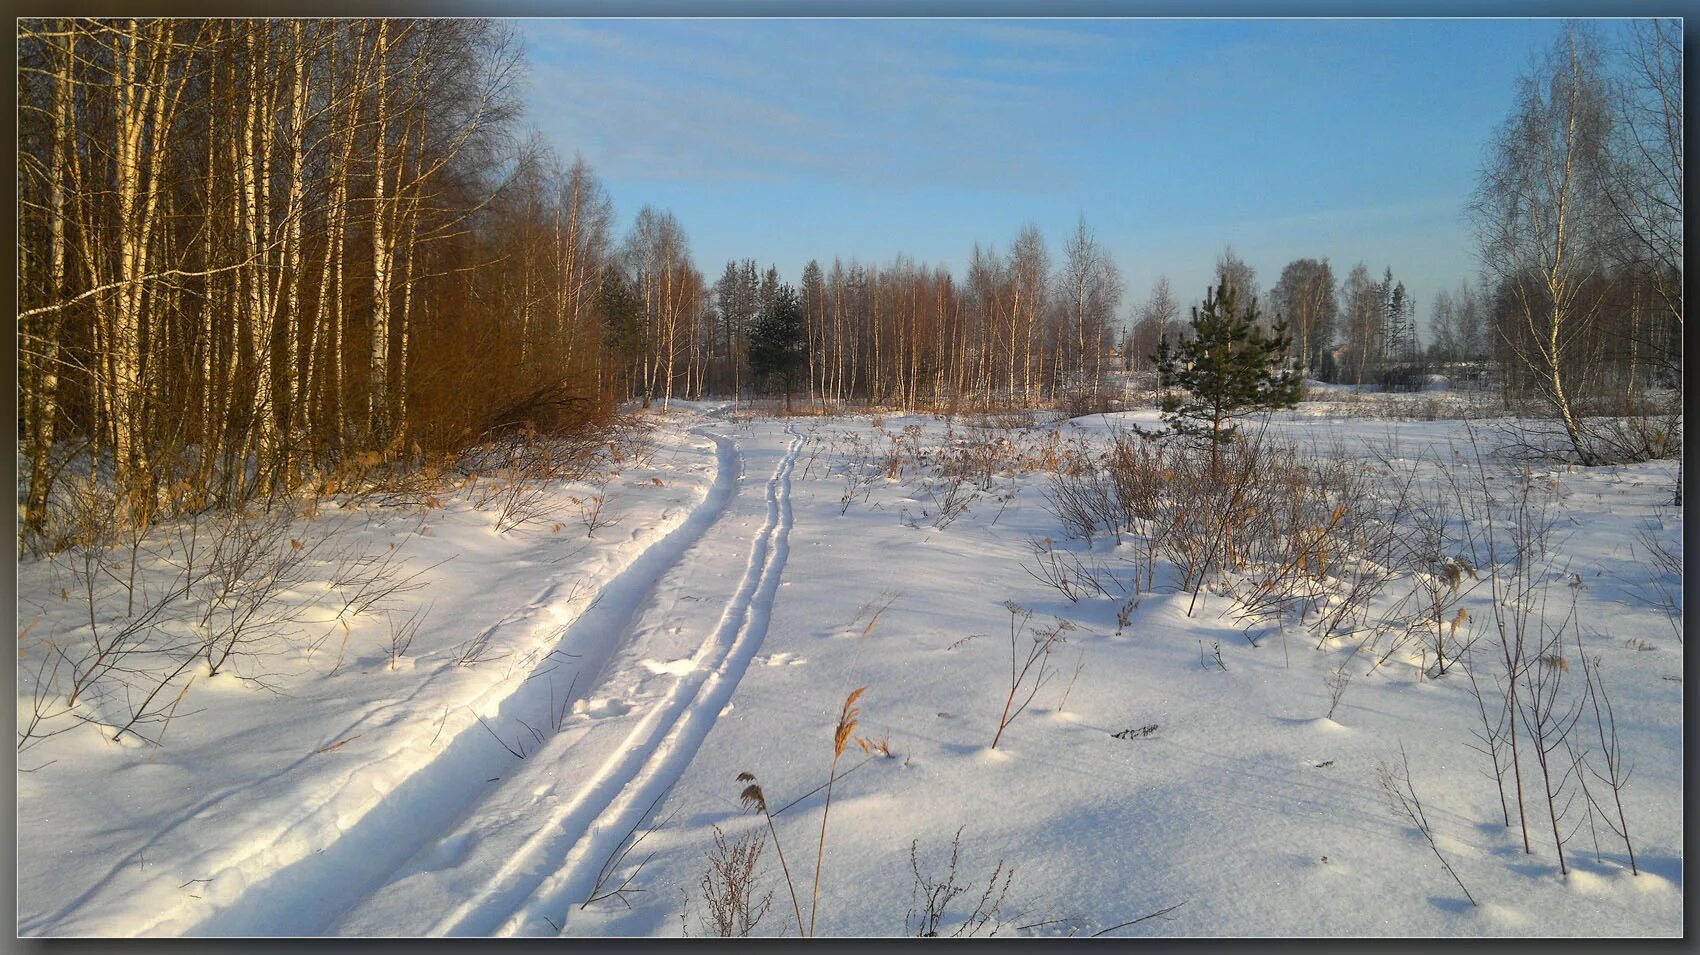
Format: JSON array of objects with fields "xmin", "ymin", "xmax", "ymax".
[
  {"xmin": 600, "ymin": 265, "xmax": 645, "ymax": 402},
  {"xmin": 749, "ymin": 282, "xmax": 806, "ymax": 412},
  {"xmin": 1144, "ymin": 283, "xmax": 1301, "ymax": 477}
]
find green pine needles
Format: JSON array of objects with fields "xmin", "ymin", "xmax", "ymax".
[
  {"xmin": 1142, "ymin": 283, "xmax": 1302, "ymax": 477},
  {"xmin": 748, "ymin": 282, "xmax": 807, "ymax": 411}
]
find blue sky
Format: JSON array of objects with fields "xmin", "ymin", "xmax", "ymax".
[{"xmin": 517, "ymin": 17, "xmax": 1588, "ymax": 330}]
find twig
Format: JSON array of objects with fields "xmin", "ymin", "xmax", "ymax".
[
  {"xmin": 1089, "ymin": 901, "xmax": 1188, "ymax": 936},
  {"xmin": 1379, "ymin": 743, "xmax": 1476, "ymax": 906},
  {"xmin": 475, "ymin": 713, "xmax": 525, "ymax": 759},
  {"xmin": 312, "ymin": 732, "xmax": 362, "ymax": 755},
  {"xmin": 769, "ymin": 755, "xmax": 875, "ymax": 817},
  {"xmin": 581, "ymin": 784, "xmax": 677, "ymax": 910}
]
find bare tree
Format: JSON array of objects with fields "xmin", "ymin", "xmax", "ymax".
[
  {"xmin": 1472, "ymin": 22, "xmax": 1615, "ymax": 464},
  {"xmin": 1427, "ymin": 280, "xmax": 1490, "ymax": 366},
  {"xmin": 1214, "ymin": 245, "xmax": 1259, "ymax": 307},
  {"xmin": 1008, "ymin": 225, "xmax": 1051, "ymax": 405},
  {"xmin": 1269, "ymin": 258, "xmax": 1337, "ymax": 375},
  {"xmin": 1600, "ymin": 18, "xmax": 1682, "ymax": 334},
  {"xmin": 1056, "ymin": 216, "xmax": 1123, "ymax": 396},
  {"xmin": 16, "ymin": 17, "xmax": 606, "ymax": 551},
  {"xmin": 1126, "ymin": 276, "xmax": 1178, "ymax": 373},
  {"xmin": 1338, "ymin": 263, "xmax": 1381, "ymax": 387}
]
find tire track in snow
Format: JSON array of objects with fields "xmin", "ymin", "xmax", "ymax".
[
  {"xmin": 177, "ymin": 430, "xmax": 742, "ymax": 937},
  {"xmin": 428, "ymin": 425, "xmax": 804, "ymax": 938}
]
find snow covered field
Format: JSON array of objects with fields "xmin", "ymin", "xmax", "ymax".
[{"xmin": 15, "ymin": 400, "xmax": 1683, "ymax": 937}]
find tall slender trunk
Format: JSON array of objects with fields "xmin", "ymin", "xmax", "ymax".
[
  {"xmin": 238, "ymin": 25, "xmax": 277, "ymax": 495},
  {"xmin": 369, "ymin": 19, "xmax": 392, "ymax": 441},
  {"xmin": 275, "ymin": 20, "xmax": 312, "ymax": 490},
  {"xmin": 25, "ymin": 25, "xmax": 76, "ymax": 535}
]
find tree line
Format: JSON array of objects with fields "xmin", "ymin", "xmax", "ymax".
[
  {"xmin": 609, "ymin": 217, "xmax": 1127, "ymax": 413},
  {"xmin": 1124, "ymin": 20, "xmax": 1681, "ymax": 425},
  {"xmin": 16, "ymin": 18, "xmax": 1681, "ymax": 543}
]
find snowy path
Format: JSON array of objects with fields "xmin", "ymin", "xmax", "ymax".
[
  {"xmin": 17, "ymin": 406, "xmax": 1681, "ymax": 938},
  {"xmin": 421, "ymin": 425, "xmax": 803, "ymax": 937},
  {"xmin": 168, "ymin": 423, "xmax": 802, "ymax": 936}
]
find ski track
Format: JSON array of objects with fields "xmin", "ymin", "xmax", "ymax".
[
  {"xmin": 436, "ymin": 424, "xmax": 803, "ymax": 937},
  {"xmin": 175, "ymin": 422, "xmax": 804, "ymax": 937},
  {"xmin": 173, "ymin": 427, "xmax": 745, "ymax": 937}
]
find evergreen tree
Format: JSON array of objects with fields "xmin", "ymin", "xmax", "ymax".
[
  {"xmin": 1381, "ymin": 272, "xmax": 1410, "ymax": 365},
  {"xmin": 758, "ymin": 264, "xmax": 781, "ymax": 317},
  {"xmin": 714, "ymin": 261, "xmax": 741, "ymax": 359},
  {"xmin": 1143, "ymin": 283, "xmax": 1302, "ymax": 477},
  {"xmin": 600, "ymin": 264, "xmax": 645, "ymax": 400},
  {"xmin": 749, "ymin": 282, "xmax": 806, "ymax": 411}
]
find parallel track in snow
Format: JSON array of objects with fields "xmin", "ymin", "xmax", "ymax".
[
  {"xmin": 180, "ymin": 422, "xmax": 805, "ymax": 937},
  {"xmin": 428, "ymin": 424, "xmax": 804, "ymax": 937},
  {"xmin": 179, "ymin": 426, "xmax": 758, "ymax": 937}
]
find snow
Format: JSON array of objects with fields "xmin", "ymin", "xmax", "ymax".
[{"xmin": 15, "ymin": 399, "xmax": 1683, "ymax": 937}]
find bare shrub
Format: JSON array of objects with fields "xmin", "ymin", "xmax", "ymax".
[
  {"xmin": 581, "ymin": 786, "xmax": 678, "ymax": 911},
  {"xmin": 1517, "ymin": 588, "xmax": 1586, "ymax": 877},
  {"xmin": 1582, "ymin": 406, "xmax": 1682, "ymax": 465},
  {"xmin": 696, "ymin": 825, "xmax": 774, "ymax": 937},
  {"xmin": 462, "ymin": 424, "xmax": 607, "ymax": 533},
  {"xmin": 1040, "ymin": 467, "xmax": 1120, "ymax": 546},
  {"xmin": 1323, "ymin": 659, "xmax": 1352, "ymax": 720},
  {"xmin": 1632, "ymin": 512, "xmax": 1682, "ymax": 642},
  {"xmin": 922, "ymin": 473, "xmax": 980, "ymax": 529},
  {"xmin": 832, "ymin": 431, "xmax": 881, "ymax": 514},
  {"xmin": 17, "ymin": 497, "xmax": 413, "ymax": 748},
  {"xmin": 573, "ymin": 487, "xmax": 618, "ymax": 538},
  {"xmin": 1087, "ymin": 424, "xmax": 1440, "ymax": 656},
  {"xmin": 1101, "ymin": 431, "xmax": 1176, "ymax": 592},
  {"xmin": 906, "ymin": 827, "xmax": 1014, "ymax": 937},
  {"xmin": 1383, "ymin": 475, "xmax": 1487, "ymax": 677},
  {"xmin": 385, "ymin": 603, "xmax": 430, "ymax": 670},
  {"xmin": 606, "ymin": 414, "xmax": 659, "ymax": 468},
  {"xmin": 1463, "ymin": 642, "xmax": 1515, "ymax": 828},
  {"xmin": 1455, "ymin": 426, "xmax": 1594, "ymax": 870},
  {"xmin": 318, "ymin": 439, "xmax": 457, "ymax": 512},
  {"xmin": 1572, "ymin": 638, "xmax": 1639, "ymax": 874},
  {"xmin": 991, "ymin": 604, "xmax": 1068, "ymax": 749},
  {"xmin": 1023, "ymin": 538, "xmax": 1089, "ymax": 603},
  {"xmin": 1489, "ymin": 396, "xmax": 1681, "ymax": 468},
  {"xmin": 317, "ymin": 536, "xmax": 437, "ymax": 671},
  {"xmin": 194, "ymin": 505, "xmax": 321, "ymax": 677},
  {"xmin": 18, "ymin": 538, "xmax": 187, "ymax": 750}
]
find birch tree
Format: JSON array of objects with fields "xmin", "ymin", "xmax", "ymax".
[{"xmin": 1472, "ymin": 22, "xmax": 1614, "ymax": 464}]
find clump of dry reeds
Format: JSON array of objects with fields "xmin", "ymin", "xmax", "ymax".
[
  {"xmin": 811, "ymin": 687, "xmax": 864, "ymax": 935},
  {"xmin": 736, "ymin": 685, "xmax": 877, "ymax": 937},
  {"xmin": 738, "ymin": 773, "xmax": 804, "ymax": 936}
]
